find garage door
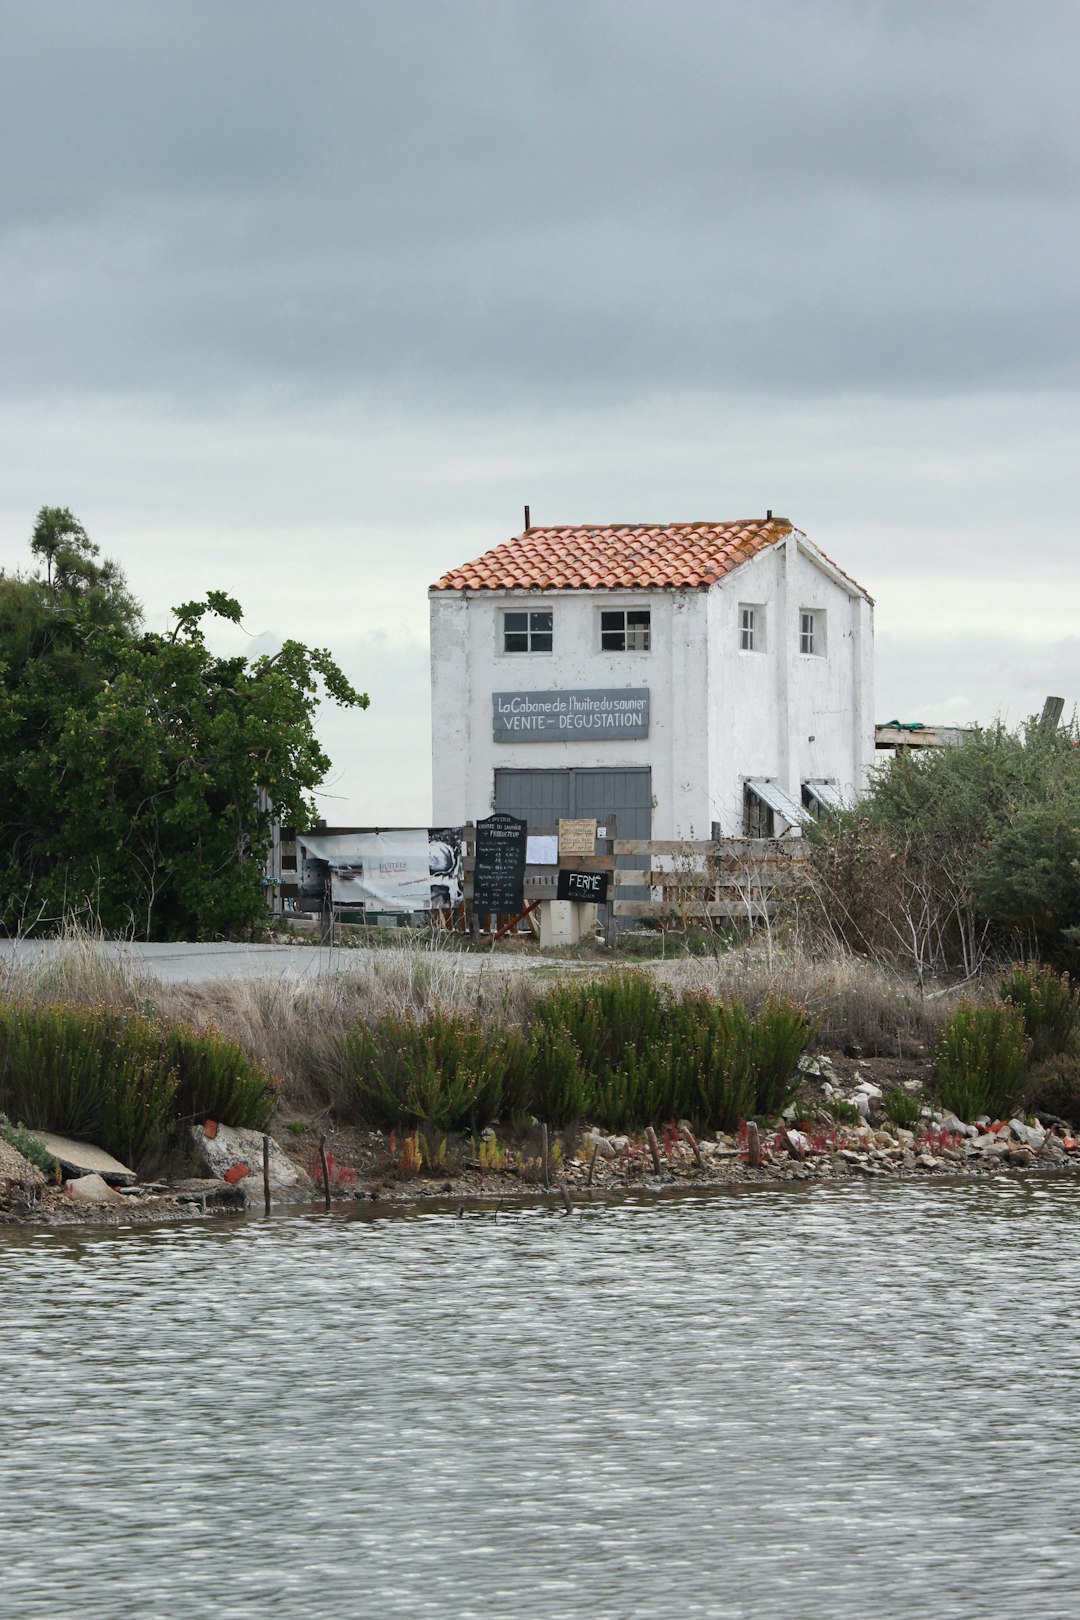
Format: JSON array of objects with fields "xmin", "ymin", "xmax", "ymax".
[
  {"xmin": 493, "ymin": 768, "xmax": 652, "ymax": 922},
  {"xmin": 493, "ymin": 767, "xmax": 652, "ymax": 840}
]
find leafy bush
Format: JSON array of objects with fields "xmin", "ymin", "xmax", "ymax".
[
  {"xmin": 334, "ymin": 974, "xmax": 811, "ymax": 1137},
  {"xmin": 164, "ymin": 1025, "xmax": 278, "ymax": 1129},
  {"xmin": 829, "ymin": 1098, "xmax": 861, "ymax": 1124},
  {"xmin": 999, "ymin": 963, "xmax": 1078, "ymax": 1065},
  {"xmin": 533, "ymin": 973, "xmax": 669, "ymax": 1080},
  {"xmin": 935, "ymin": 1000, "xmax": 1028, "ymax": 1121},
  {"xmin": 0, "ymin": 1112, "xmax": 59, "ymax": 1176},
  {"xmin": 884, "ymin": 1089, "xmax": 922, "ymax": 1128},
  {"xmin": 805, "ymin": 717, "xmax": 1080, "ymax": 973},
  {"xmin": 0, "ymin": 1000, "xmax": 279, "ymax": 1167}
]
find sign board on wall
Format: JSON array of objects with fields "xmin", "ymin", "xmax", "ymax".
[
  {"xmin": 473, "ymin": 812, "xmax": 528, "ymax": 914},
  {"xmin": 556, "ymin": 868, "xmax": 609, "ymax": 904},
  {"xmin": 558, "ymin": 818, "xmax": 597, "ymax": 857},
  {"xmin": 492, "ymin": 689, "xmax": 649, "ymax": 742}
]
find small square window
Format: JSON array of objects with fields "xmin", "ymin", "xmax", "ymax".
[
  {"xmin": 799, "ymin": 610, "xmax": 824, "ymax": 656},
  {"xmin": 601, "ymin": 609, "xmax": 650, "ymax": 652},
  {"xmin": 504, "ymin": 609, "xmax": 552, "ymax": 653}
]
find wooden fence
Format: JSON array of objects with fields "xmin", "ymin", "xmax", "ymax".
[{"xmin": 277, "ymin": 824, "xmax": 808, "ymax": 939}]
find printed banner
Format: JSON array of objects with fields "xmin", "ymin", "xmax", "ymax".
[{"xmin": 298, "ymin": 829, "xmax": 463, "ymax": 912}]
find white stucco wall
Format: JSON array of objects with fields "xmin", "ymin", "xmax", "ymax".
[{"xmin": 430, "ymin": 530, "xmax": 874, "ymax": 837}]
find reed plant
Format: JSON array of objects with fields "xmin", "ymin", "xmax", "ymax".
[
  {"xmin": 999, "ymin": 963, "xmax": 1077, "ymax": 1065},
  {"xmin": 163, "ymin": 1025, "xmax": 279, "ymax": 1129},
  {"xmin": 338, "ymin": 1010, "xmax": 525, "ymax": 1133},
  {"xmin": 935, "ymin": 1000, "xmax": 1028, "ymax": 1121},
  {"xmin": 0, "ymin": 1002, "xmax": 178, "ymax": 1166}
]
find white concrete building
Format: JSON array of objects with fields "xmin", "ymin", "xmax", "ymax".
[{"xmin": 429, "ymin": 517, "xmax": 874, "ymax": 842}]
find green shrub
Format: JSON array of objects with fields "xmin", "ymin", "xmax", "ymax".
[
  {"xmin": 0, "ymin": 1001, "xmax": 178, "ymax": 1167},
  {"xmin": 164, "ymin": 1025, "xmax": 278, "ymax": 1130},
  {"xmin": 526, "ymin": 1023, "xmax": 593, "ymax": 1125},
  {"xmin": 884, "ymin": 1088, "xmax": 922, "ymax": 1128},
  {"xmin": 0, "ymin": 1001, "xmax": 278, "ymax": 1167},
  {"xmin": 533, "ymin": 973, "xmax": 669, "ymax": 1079},
  {"xmin": 0, "ymin": 1112, "xmax": 59, "ymax": 1176},
  {"xmin": 935, "ymin": 1000, "xmax": 1028, "ymax": 1121},
  {"xmin": 750, "ymin": 998, "xmax": 814, "ymax": 1116},
  {"xmin": 338, "ymin": 1010, "xmax": 522, "ymax": 1132},
  {"xmin": 999, "ymin": 963, "xmax": 1078, "ymax": 1065},
  {"xmin": 829, "ymin": 1098, "xmax": 861, "ymax": 1125}
]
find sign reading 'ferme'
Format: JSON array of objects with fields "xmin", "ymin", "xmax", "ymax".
[{"xmin": 492, "ymin": 689, "xmax": 650, "ymax": 743}]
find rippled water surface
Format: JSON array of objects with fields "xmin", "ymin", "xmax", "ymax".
[{"xmin": 4, "ymin": 1181, "xmax": 1080, "ymax": 1619}]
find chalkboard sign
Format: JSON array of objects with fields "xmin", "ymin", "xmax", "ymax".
[
  {"xmin": 557, "ymin": 868, "xmax": 609, "ymax": 904},
  {"xmin": 473, "ymin": 812, "xmax": 527, "ymax": 914}
]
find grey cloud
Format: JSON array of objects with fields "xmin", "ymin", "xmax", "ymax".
[{"xmin": 2, "ymin": 0, "xmax": 1077, "ymax": 406}]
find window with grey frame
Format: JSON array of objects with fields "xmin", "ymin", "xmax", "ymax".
[
  {"xmin": 503, "ymin": 609, "xmax": 553, "ymax": 653},
  {"xmin": 799, "ymin": 610, "xmax": 824, "ymax": 656},
  {"xmin": 740, "ymin": 605, "xmax": 756, "ymax": 651},
  {"xmin": 601, "ymin": 608, "xmax": 650, "ymax": 651}
]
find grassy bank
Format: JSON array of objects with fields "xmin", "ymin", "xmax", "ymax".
[{"xmin": 1, "ymin": 936, "xmax": 1077, "ymax": 1174}]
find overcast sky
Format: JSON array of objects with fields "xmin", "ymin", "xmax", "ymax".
[{"xmin": 2, "ymin": 0, "xmax": 1077, "ymax": 822}]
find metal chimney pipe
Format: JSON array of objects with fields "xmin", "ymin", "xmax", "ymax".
[{"xmin": 524, "ymin": 504, "xmax": 531, "ymax": 531}]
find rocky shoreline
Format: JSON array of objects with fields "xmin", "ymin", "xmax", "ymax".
[{"xmin": 4, "ymin": 1073, "xmax": 1079, "ymax": 1227}]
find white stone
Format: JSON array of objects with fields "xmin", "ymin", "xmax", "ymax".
[
  {"xmin": 38, "ymin": 1132, "xmax": 135, "ymax": 1185},
  {"xmin": 854, "ymin": 1081, "xmax": 883, "ymax": 1100},
  {"xmin": 65, "ymin": 1173, "xmax": 124, "ymax": 1205},
  {"xmin": 189, "ymin": 1124, "xmax": 316, "ymax": 1203}
]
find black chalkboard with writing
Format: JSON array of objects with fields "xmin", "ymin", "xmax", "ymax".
[{"xmin": 473, "ymin": 813, "xmax": 528, "ymax": 914}]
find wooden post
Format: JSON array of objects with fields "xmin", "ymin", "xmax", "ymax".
[
  {"xmin": 604, "ymin": 814, "xmax": 618, "ymax": 949},
  {"xmin": 1040, "ymin": 695, "xmax": 1065, "ymax": 731},
  {"xmin": 645, "ymin": 1125, "xmax": 662, "ymax": 1174},
  {"xmin": 262, "ymin": 1133, "xmax": 271, "ymax": 1215},
  {"xmin": 318, "ymin": 1133, "xmax": 332, "ymax": 1211},
  {"xmin": 680, "ymin": 1123, "xmax": 704, "ymax": 1169},
  {"xmin": 541, "ymin": 1123, "xmax": 550, "ymax": 1188},
  {"xmin": 587, "ymin": 1143, "xmax": 599, "ymax": 1186},
  {"xmin": 747, "ymin": 1121, "xmax": 761, "ymax": 1169},
  {"xmin": 560, "ymin": 1183, "xmax": 573, "ymax": 1215}
]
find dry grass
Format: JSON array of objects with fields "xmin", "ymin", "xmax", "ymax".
[{"xmin": 651, "ymin": 947, "xmax": 969, "ymax": 1057}]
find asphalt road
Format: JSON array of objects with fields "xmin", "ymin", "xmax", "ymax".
[{"xmin": 0, "ymin": 939, "xmax": 540, "ymax": 985}]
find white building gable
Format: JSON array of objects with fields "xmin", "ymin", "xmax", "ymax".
[{"xmin": 429, "ymin": 518, "xmax": 874, "ymax": 841}]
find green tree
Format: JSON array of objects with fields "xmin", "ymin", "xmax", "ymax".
[
  {"xmin": 806, "ymin": 717, "xmax": 1080, "ymax": 973},
  {"xmin": 0, "ymin": 514, "xmax": 367, "ymax": 939}
]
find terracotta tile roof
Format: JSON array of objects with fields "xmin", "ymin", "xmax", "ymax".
[{"xmin": 432, "ymin": 518, "xmax": 796, "ymax": 593}]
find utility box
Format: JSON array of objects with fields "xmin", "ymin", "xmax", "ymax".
[{"xmin": 539, "ymin": 899, "xmax": 597, "ymax": 949}]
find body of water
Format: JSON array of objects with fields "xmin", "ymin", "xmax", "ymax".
[{"xmin": 3, "ymin": 1180, "xmax": 1080, "ymax": 1618}]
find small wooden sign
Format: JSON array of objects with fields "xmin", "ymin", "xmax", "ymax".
[
  {"xmin": 556, "ymin": 867, "xmax": 609, "ymax": 904},
  {"xmin": 558, "ymin": 817, "xmax": 597, "ymax": 857}
]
